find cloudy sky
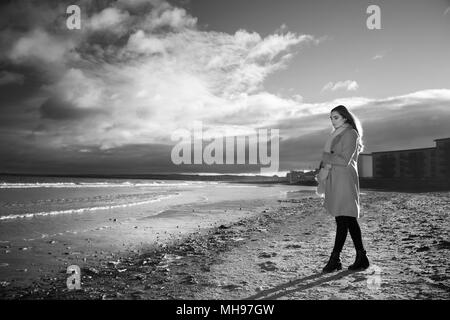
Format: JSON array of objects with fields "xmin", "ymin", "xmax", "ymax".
[{"xmin": 0, "ymin": 0, "xmax": 449, "ymax": 175}]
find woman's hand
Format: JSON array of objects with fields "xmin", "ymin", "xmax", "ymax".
[{"xmin": 317, "ymin": 168, "xmax": 329, "ymax": 181}]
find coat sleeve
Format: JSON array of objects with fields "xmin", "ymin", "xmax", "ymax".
[{"xmin": 322, "ymin": 130, "xmax": 358, "ymax": 167}]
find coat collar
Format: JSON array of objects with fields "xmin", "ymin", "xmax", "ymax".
[{"xmin": 331, "ymin": 126, "xmax": 352, "ymax": 147}]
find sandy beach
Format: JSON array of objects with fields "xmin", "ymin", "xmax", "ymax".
[{"xmin": 1, "ymin": 188, "xmax": 448, "ymax": 300}]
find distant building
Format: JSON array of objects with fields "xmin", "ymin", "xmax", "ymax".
[
  {"xmin": 287, "ymin": 170, "xmax": 301, "ymax": 183},
  {"xmin": 287, "ymin": 170, "xmax": 318, "ymax": 184},
  {"xmin": 369, "ymin": 137, "xmax": 450, "ymax": 179}
]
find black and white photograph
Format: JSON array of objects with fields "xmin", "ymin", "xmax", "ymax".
[{"xmin": 0, "ymin": 0, "xmax": 449, "ymax": 305}]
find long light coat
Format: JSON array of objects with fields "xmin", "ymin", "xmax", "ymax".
[{"xmin": 321, "ymin": 127, "xmax": 362, "ymax": 218}]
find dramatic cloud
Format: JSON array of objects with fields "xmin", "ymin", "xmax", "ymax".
[
  {"xmin": 0, "ymin": 71, "xmax": 24, "ymax": 86},
  {"xmin": 321, "ymin": 80, "xmax": 359, "ymax": 92},
  {"xmin": 86, "ymin": 7, "xmax": 131, "ymax": 33},
  {"xmin": 8, "ymin": 28, "xmax": 76, "ymax": 64},
  {"xmin": 0, "ymin": 0, "xmax": 318, "ymax": 150}
]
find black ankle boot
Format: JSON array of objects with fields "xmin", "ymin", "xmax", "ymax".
[
  {"xmin": 348, "ymin": 249, "xmax": 370, "ymax": 270},
  {"xmin": 322, "ymin": 251, "xmax": 342, "ymax": 273}
]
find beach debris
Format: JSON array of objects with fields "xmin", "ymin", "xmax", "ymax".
[
  {"xmin": 200, "ymin": 265, "xmax": 211, "ymax": 272},
  {"xmin": 437, "ymin": 240, "xmax": 450, "ymax": 250},
  {"xmin": 85, "ymin": 267, "xmax": 100, "ymax": 275},
  {"xmin": 221, "ymin": 284, "xmax": 242, "ymax": 291},
  {"xmin": 160, "ymin": 253, "xmax": 183, "ymax": 264},
  {"xmin": 416, "ymin": 246, "xmax": 430, "ymax": 252},
  {"xmin": 258, "ymin": 252, "xmax": 277, "ymax": 258},
  {"xmin": 131, "ymin": 290, "xmax": 146, "ymax": 298},
  {"xmin": 218, "ymin": 224, "xmax": 230, "ymax": 229},
  {"xmin": 258, "ymin": 261, "xmax": 278, "ymax": 272},
  {"xmin": 49, "ymin": 240, "xmax": 56, "ymax": 244},
  {"xmin": 231, "ymin": 237, "xmax": 245, "ymax": 242},
  {"xmin": 134, "ymin": 274, "xmax": 145, "ymax": 280},
  {"xmin": 0, "ymin": 281, "xmax": 10, "ymax": 287},
  {"xmin": 107, "ymin": 260, "xmax": 120, "ymax": 267},
  {"xmin": 285, "ymin": 243, "xmax": 302, "ymax": 249},
  {"xmin": 19, "ymin": 247, "xmax": 29, "ymax": 251},
  {"xmin": 181, "ymin": 274, "xmax": 198, "ymax": 285}
]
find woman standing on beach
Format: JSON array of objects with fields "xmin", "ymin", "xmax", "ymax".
[{"xmin": 316, "ymin": 105, "xmax": 370, "ymax": 273}]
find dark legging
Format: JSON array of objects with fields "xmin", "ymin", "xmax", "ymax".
[{"xmin": 332, "ymin": 216, "xmax": 364, "ymax": 253}]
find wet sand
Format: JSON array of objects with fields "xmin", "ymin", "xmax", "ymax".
[{"xmin": 0, "ymin": 190, "xmax": 449, "ymax": 300}]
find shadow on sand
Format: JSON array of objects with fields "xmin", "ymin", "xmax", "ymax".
[{"xmin": 244, "ymin": 270, "xmax": 357, "ymax": 300}]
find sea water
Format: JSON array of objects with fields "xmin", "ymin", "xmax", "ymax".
[
  {"xmin": 0, "ymin": 176, "xmax": 211, "ymax": 243},
  {"xmin": 0, "ymin": 175, "xmax": 314, "ymax": 286}
]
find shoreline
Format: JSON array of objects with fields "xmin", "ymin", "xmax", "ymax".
[
  {"xmin": 3, "ymin": 173, "xmax": 449, "ymax": 193},
  {"xmin": 1, "ymin": 190, "xmax": 449, "ymax": 300},
  {"xmin": 0, "ymin": 182, "xmax": 306, "ymax": 289}
]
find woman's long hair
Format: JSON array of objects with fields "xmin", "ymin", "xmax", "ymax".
[{"xmin": 331, "ymin": 105, "xmax": 365, "ymax": 152}]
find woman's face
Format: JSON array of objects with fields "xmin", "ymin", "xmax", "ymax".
[{"xmin": 330, "ymin": 111, "xmax": 346, "ymax": 129}]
